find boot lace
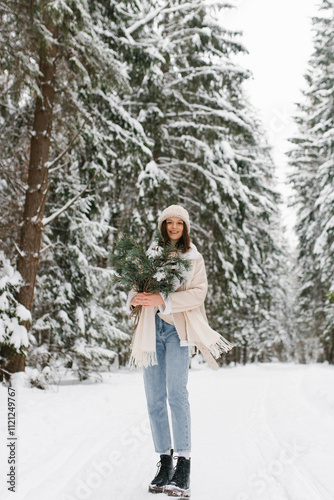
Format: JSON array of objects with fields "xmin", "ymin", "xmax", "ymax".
[{"xmin": 154, "ymin": 456, "xmax": 170, "ymax": 481}]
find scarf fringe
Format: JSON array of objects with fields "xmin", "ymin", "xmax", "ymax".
[
  {"xmin": 129, "ymin": 350, "xmax": 158, "ymax": 369},
  {"xmin": 209, "ymin": 336, "xmax": 235, "ymax": 358}
]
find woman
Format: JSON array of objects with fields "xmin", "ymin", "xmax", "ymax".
[{"xmin": 127, "ymin": 205, "xmax": 234, "ymax": 498}]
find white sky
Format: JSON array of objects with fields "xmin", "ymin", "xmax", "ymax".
[{"xmin": 221, "ymin": 0, "xmax": 320, "ymax": 246}]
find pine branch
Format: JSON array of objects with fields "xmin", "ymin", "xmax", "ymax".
[
  {"xmin": 48, "ymin": 160, "xmax": 71, "ymax": 175},
  {"xmin": 126, "ymin": 3, "xmax": 167, "ymax": 36},
  {"xmin": 125, "ymin": 0, "xmax": 213, "ymax": 37},
  {"xmin": 111, "ymin": 235, "xmax": 191, "ymax": 300},
  {"xmin": 47, "ymin": 119, "xmax": 88, "ymax": 172},
  {"xmin": 42, "ymin": 173, "xmax": 98, "ymax": 227}
]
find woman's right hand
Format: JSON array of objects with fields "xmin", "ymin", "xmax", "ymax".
[
  {"xmin": 131, "ymin": 294, "xmax": 144, "ymax": 307},
  {"xmin": 131, "ymin": 292, "xmax": 164, "ymax": 308}
]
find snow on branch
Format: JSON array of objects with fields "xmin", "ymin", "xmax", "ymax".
[
  {"xmin": 165, "ymin": 64, "xmax": 245, "ymax": 89},
  {"xmin": 126, "ymin": 3, "xmax": 167, "ymax": 36},
  {"xmin": 47, "ymin": 119, "xmax": 88, "ymax": 172},
  {"xmin": 42, "ymin": 173, "xmax": 98, "ymax": 227},
  {"xmin": 126, "ymin": 1, "xmax": 226, "ymax": 36}
]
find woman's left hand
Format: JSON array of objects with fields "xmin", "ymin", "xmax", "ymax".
[{"xmin": 134, "ymin": 292, "xmax": 165, "ymax": 308}]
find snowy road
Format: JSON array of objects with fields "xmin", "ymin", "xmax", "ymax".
[{"xmin": 1, "ymin": 363, "xmax": 334, "ymax": 500}]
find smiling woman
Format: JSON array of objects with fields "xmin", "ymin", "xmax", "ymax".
[
  {"xmin": 127, "ymin": 204, "xmax": 234, "ymax": 498},
  {"xmin": 160, "ymin": 213, "xmax": 191, "ymax": 252},
  {"xmin": 166, "ymin": 217, "xmax": 184, "ymax": 242}
]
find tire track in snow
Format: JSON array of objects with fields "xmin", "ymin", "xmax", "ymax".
[{"xmin": 244, "ymin": 379, "xmax": 293, "ymax": 500}]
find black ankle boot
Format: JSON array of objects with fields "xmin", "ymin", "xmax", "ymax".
[
  {"xmin": 149, "ymin": 450, "xmax": 174, "ymax": 493},
  {"xmin": 164, "ymin": 456, "xmax": 191, "ymax": 498}
]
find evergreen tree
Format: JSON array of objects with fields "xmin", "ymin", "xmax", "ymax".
[
  {"xmin": 289, "ymin": 0, "xmax": 334, "ymax": 363},
  {"xmin": 27, "ymin": 0, "xmax": 154, "ymax": 381},
  {"xmin": 0, "ymin": 0, "xmax": 150, "ymax": 379},
  {"xmin": 0, "ymin": 252, "xmax": 31, "ymax": 381},
  {"xmin": 0, "ymin": 0, "xmax": 292, "ymax": 377},
  {"xmin": 116, "ymin": 0, "xmax": 290, "ymax": 363}
]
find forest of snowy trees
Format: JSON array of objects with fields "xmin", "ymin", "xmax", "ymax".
[
  {"xmin": 288, "ymin": 0, "xmax": 334, "ymax": 365},
  {"xmin": 0, "ymin": 0, "xmax": 333, "ymax": 385}
]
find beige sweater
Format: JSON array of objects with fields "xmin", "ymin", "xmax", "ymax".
[{"xmin": 127, "ymin": 244, "xmax": 234, "ymax": 370}]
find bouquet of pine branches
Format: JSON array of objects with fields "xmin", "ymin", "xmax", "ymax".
[{"xmin": 111, "ymin": 233, "xmax": 191, "ymax": 327}]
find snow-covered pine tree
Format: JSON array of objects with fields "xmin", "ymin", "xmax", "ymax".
[
  {"xmin": 226, "ymin": 124, "xmax": 293, "ymax": 364},
  {"xmin": 28, "ymin": 0, "xmax": 157, "ymax": 381},
  {"xmin": 289, "ymin": 0, "xmax": 334, "ymax": 363},
  {"xmin": 0, "ymin": 0, "xmax": 43, "ymax": 376},
  {"xmin": 28, "ymin": 0, "xmax": 154, "ymax": 381},
  {"xmin": 0, "ymin": 0, "xmax": 151, "ymax": 380},
  {"xmin": 0, "ymin": 1, "xmax": 39, "ymax": 258},
  {"xmin": 115, "ymin": 0, "xmax": 290, "ymax": 363},
  {"xmin": 0, "ymin": 252, "xmax": 31, "ymax": 381},
  {"xmin": 1, "ymin": 0, "xmax": 291, "ymax": 375}
]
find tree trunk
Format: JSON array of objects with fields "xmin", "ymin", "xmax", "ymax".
[
  {"xmin": 13, "ymin": 24, "xmax": 58, "ymax": 373},
  {"xmin": 3, "ymin": 353, "xmax": 25, "ymax": 379}
]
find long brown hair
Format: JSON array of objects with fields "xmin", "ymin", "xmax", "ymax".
[{"xmin": 159, "ymin": 219, "xmax": 191, "ymax": 253}]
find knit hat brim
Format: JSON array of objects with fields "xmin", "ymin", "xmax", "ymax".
[{"xmin": 158, "ymin": 205, "xmax": 190, "ymax": 233}]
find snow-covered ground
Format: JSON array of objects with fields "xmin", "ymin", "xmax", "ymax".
[{"xmin": 1, "ymin": 362, "xmax": 334, "ymax": 500}]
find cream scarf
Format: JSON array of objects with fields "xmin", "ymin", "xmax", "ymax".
[{"xmin": 129, "ymin": 244, "xmax": 234, "ymax": 369}]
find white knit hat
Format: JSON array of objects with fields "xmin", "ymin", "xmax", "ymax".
[{"xmin": 158, "ymin": 205, "xmax": 190, "ymax": 233}]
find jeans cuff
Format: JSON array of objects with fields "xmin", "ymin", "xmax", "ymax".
[
  {"xmin": 157, "ymin": 448, "xmax": 172, "ymax": 455},
  {"xmin": 174, "ymin": 449, "xmax": 191, "ymax": 459}
]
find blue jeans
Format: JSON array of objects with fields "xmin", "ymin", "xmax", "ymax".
[{"xmin": 143, "ymin": 314, "xmax": 191, "ymax": 455}]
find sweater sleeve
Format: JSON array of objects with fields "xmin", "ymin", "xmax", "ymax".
[
  {"xmin": 169, "ymin": 255, "xmax": 208, "ymax": 313},
  {"xmin": 125, "ymin": 290, "xmax": 137, "ymax": 315}
]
